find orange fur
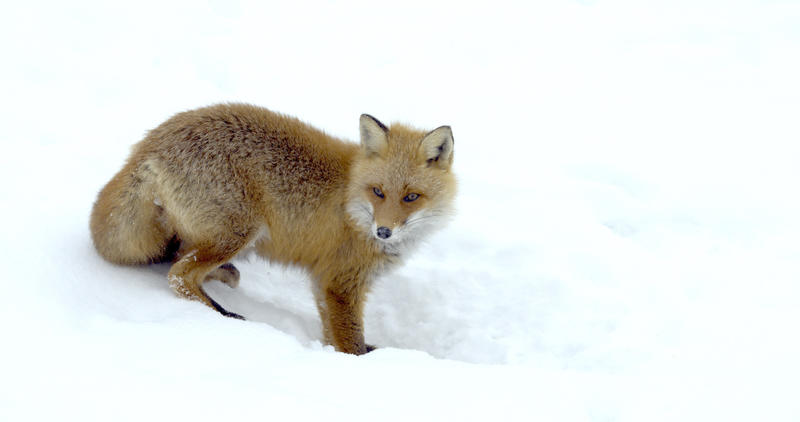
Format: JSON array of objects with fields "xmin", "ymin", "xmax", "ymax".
[{"xmin": 89, "ymin": 103, "xmax": 456, "ymax": 354}]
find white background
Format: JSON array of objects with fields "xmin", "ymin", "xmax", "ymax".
[{"xmin": 1, "ymin": 1, "xmax": 799, "ymax": 420}]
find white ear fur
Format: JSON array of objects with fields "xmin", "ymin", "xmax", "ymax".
[
  {"xmin": 420, "ymin": 125, "xmax": 454, "ymax": 168},
  {"xmin": 360, "ymin": 114, "xmax": 388, "ymax": 157}
]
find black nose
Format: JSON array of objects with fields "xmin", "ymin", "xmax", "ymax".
[{"xmin": 377, "ymin": 226, "xmax": 392, "ymax": 239}]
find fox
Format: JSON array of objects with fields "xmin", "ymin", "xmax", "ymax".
[{"xmin": 89, "ymin": 103, "xmax": 456, "ymax": 355}]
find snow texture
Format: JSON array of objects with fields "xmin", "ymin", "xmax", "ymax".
[{"xmin": 2, "ymin": 1, "xmax": 799, "ymax": 421}]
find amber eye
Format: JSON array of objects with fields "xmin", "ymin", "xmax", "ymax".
[
  {"xmin": 373, "ymin": 187, "xmax": 385, "ymax": 198},
  {"xmin": 403, "ymin": 193, "xmax": 420, "ymax": 202}
]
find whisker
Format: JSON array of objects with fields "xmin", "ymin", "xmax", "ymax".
[
  {"xmin": 359, "ymin": 204, "xmax": 373, "ymax": 218},
  {"xmin": 409, "ymin": 211, "xmax": 446, "ymax": 220},
  {"xmin": 405, "ymin": 213, "xmax": 446, "ymax": 226}
]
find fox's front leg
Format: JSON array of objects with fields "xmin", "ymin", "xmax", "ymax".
[{"xmin": 322, "ymin": 285, "xmax": 373, "ymax": 355}]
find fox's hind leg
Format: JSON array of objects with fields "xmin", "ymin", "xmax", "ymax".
[
  {"xmin": 167, "ymin": 238, "xmax": 248, "ymax": 319},
  {"xmin": 205, "ymin": 263, "xmax": 240, "ymax": 288}
]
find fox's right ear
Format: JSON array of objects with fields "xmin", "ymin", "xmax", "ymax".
[
  {"xmin": 360, "ymin": 114, "xmax": 388, "ymax": 157},
  {"xmin": 419, "ymin": 125, "xmax": 454, "ymax": 169}
]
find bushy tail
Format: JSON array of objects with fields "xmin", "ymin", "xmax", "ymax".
[{"xmin": 89, "ymin": 160, "xmax": 176, "ymax": 265}]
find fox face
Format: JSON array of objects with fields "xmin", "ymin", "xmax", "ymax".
[{"xmin": 347, "ymin": 114, "xmax": 456, "ymax": 256}]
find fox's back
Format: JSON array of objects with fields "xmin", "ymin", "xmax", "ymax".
[{"xmin": 135, "ymin": 103, "xmax": 358, "ymax": 216}]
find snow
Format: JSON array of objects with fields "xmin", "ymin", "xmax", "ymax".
[{"xmin": 2, "ymin": 0, "xmax": 800, "ymax": 421}]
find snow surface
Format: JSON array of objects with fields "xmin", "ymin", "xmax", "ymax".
[{"xmin": 2, "ymin": 1, "xmax": 799, "ymax": 421}]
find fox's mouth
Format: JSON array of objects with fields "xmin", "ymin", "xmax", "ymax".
[
  {"xmin": 377, "ymin": 240, "xmax": 401, "ymax": 257},
  {"xmin": 371, "ymin": 225, "xmax": 400, "ymax": 250}
]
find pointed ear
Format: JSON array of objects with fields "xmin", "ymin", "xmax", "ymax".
[
  {"xmin": 360, "ymin": 114, "xmax": 388, "ymax": 157},
  {"xmin": 419, "ymin": 125, "xmax": 454, "ymax": 169}
]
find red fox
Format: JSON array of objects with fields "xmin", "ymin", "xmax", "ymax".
[{"xmin": 89, "ymin": 103, "xmax": 456, "ymax": 354}]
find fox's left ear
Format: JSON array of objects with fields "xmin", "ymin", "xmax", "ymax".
[
  {"xmin": 420, "ymin": 126, "xmax": 454, "ymax": 169},
  {"xmin": 360, "ymin": 114, "xmax": 389, "ymax": 157}
]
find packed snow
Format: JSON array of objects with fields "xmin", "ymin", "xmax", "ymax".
[{"xmin": 2, "ymin": 1, "xmax": 799, "ymax": 421}]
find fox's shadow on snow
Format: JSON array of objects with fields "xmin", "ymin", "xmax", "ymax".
[{"xmin": 143, "ymin": 262, "xmax": 323, "ymax": 347}]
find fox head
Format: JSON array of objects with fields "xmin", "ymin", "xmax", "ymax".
[{"xmin": 346, "ymin": 114, "xmax": 457, "ymax": 256}]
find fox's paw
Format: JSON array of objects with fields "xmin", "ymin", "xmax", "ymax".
[
  {"xmin": 365, "ymin": 344, "xmax": 377, "ymax": 353},
  {"xmin": 205, "ymin": 263, "xmax": 240, "ymax": 288}
]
